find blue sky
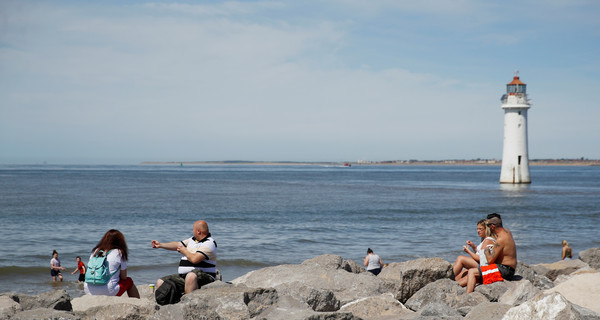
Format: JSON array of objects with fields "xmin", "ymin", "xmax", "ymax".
[{"xmin": 1, "ymin": 0, "xmax": 599, "ymax": 164}]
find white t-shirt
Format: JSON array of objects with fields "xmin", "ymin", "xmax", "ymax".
[{"xmin": 84, "ymin": 249, "xmax": 127, "ymax": 296}]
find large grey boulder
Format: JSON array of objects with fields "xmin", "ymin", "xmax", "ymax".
[
  {"xmin": 404, "ymin": 279, "xmax": 463, "ymax": 312},
  {"xmin": 0, "ymin": 296, "xmax": 22, "ymax": 319},
  {"xmin": 452, "ymin": 292, "xmax": 489, "ymax": 316},
  {"xmin": 2, "ymin": 290, "xmax": 72, "ymax": 311},
  {"xmin": 502, "ymin": 292, "xmax": 600, "ymax": 320},
  {"xmin": 553, "ymin": 266, "xmax": 597, "ymax": 285},
  {"xmin": 9, "ymin": 308, "xmax": 79, "ymax": 320},
  {"xmin": 473, "ymin": 281, "xmax": 513, "ymax": 302},
  {"xmin": 405, "ymin": 279, "xmax": 487, "ymax": 316},
  {"xmin": 497, "ymin": 279, "xmax": 541, "ymax": 306},
  {"xmin": 579, "ymin": 248, "xmax": 600, "ymax": 270},
  {"xmin": 342, "ymin": 259, "xmax": 367, "ymax": 274},
  {"xmin": 531, "ymin": 259, "xmax": 590, "ymax": 281},
  {"xmin": 339, "ymin": 293, "xmax": 415, "ymax": 320},
  {"xmin": 545, "ymin": 271, "xmax": 600, "ymax": 314},
  {"xmin": 464, "ymin": 302, "xmax": 511, "ymax": 320},
  {"xmin": 417, "ymin": 302, "xmax": 462, "ymax": 319},
  {"xmin": 71, "ymin": 294, "xmax": 154, "ymax": 312},
  {"xmin": 152, "ymin": 285, "xmax": 278, "ymax": 319},
  {"xmin": 515, "ymin": 261, "xmax": 554, "ymax": 290},
  {"xmin": 71, "ymin": 295, "xmax": 156, "ymax": 319},
  {"xmin": 378, "ymin": 257, "xmax": 452, "ymax": 303},
  {"xmin": 232, "ymin": 255, "xmax": 385, "ymax": 305},
  {"xmin": 251, "ymin": 294, "xmax": 322, "ymax": 320}
]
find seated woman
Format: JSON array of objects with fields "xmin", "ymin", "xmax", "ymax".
[
  {"xmin": 84, "ymin": 229, "xmax": 140, "ymax": 298},
  {"xmin": 453, "ymin": 219, "xmax": 496, "ymax": 287},
  {"xmin": 363, "ymin": 248, "xmax": 384, "ymax": 276},
  {"xmin": 562, "ymin": 240, "xmax": 572, "ymax": 260}
]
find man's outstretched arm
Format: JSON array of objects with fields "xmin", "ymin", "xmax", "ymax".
[{"xmin": 151, "ymin": 240, "xmax": 184, "ymax": 251}]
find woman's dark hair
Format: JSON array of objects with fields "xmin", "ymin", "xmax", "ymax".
[
  {"xmin": 367, "ymin": 248, "xmax": 373, "ymax": 254},
  {"xmin": 92, "ymin": 229, "xmax": 128, "ymax": 261},
  {"xmin": 52, "ymin": 250, "xmax": 58, "ymax": 256}
]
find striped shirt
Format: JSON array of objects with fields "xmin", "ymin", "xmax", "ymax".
[{"xmin": 177, "ymin": 234, "xmax": 217, "ymax": 278}]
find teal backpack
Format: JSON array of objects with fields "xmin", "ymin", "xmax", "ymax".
[{"xmin": 85, "ymin": 249, "xmax": 120, "ymax": 285}]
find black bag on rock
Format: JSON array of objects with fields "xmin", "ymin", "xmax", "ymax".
[{"xmin": 154, "ymin": 279, "xmax": 182, "ymax": 305}]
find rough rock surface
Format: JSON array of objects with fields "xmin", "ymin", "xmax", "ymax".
[
  {"xmin": 515, "ymin": 261, "xmax": 554, "ymax": 290},
  {"xmin": 71, "ymin": 295, "xmax": 155, "ymax": 313},
  {"xmin": 473, "ymin": 281, "xmax": 512, "ymax": 302},
  {"xmin": 232, "ymin": 255, "xmax": 385, "ymax": 305},
  {"xmin": 5, "ymin": 253, "xmax": 600, "ymax": 320},
  {"xmin": 531, "ymin": 259, "xmax": 590, "ymax": 281},
  {"xmin": 452, "ymin": 292, "xmax": 489, "ymax": 316},
  {"xmin": 9, "ymin": 308, "xmax": 79, "ymax": 320},
  {"xmin": 545, "ymin": 271, "xmax": 600, "ymax": 314},
  {"xmin": 2, "ymin": 290, "xmax": 72, "ymax": 311},
  {"xmin": 497, "ymin": 279, "xmax": 541, "ymax": 306},
  {"xmin": 502, "ymin": 292, "xmax": 600, "ymax": 320},
  {"xmin": 417, "ymin": 302, "xmax": 462, "ymax": 319},
  {"xmin": 464, "ymin": 301, "xmax": 511, "ymax": 320},
  {"xmin": 339, "ymin": 293, "xmax": 415, "ymax": 320},
  {"xmin": 579, "ymin": 247, "xmax": 600, "ymax": 270},
  {"xmin": 0, "ymin": 296, "xmax": 22, "ymax": 319},
  {"xmin": 404, "ymin": 279, "xmax": 464, "ymax": 312},
  {"xmin": 377, "ymin": 257, "xmax": 452, "ymax": 303}
]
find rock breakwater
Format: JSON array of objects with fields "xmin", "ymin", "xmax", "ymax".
[{"xmin": 2, "ymin": 248, "xmax": 600, "ymax": 319}]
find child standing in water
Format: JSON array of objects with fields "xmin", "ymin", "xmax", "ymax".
[
  {"xmin": 71, "ymin": 256, "xmax": 86, "ymax": 282},
  {"xmin": 50, "ymin": 250, "xmax": 66, "ymax": 282}
]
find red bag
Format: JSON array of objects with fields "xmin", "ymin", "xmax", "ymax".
[{"xmin": 481, "ymin": 264, "xmax": 504, "ymax": 284}]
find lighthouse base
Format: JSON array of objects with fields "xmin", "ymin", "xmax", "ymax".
[{"xmin": 499, "ymin": 165, "xmax": 531, "ymax": 184}]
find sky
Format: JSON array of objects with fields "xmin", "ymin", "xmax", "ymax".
[{"xmin": 1, "ymin": 0, "xmax": 599, "ymax": 164}]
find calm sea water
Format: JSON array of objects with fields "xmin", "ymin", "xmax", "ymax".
[{"xmin": 1, "ymin": 164, "xmax": 599, "ymax": 297}]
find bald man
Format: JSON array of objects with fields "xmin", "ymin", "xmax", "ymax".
[{"xmin": 151, "ymin": 220, "xmax": 217, "ymax": 299}]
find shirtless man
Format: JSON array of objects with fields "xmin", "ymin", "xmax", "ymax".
[{"xmin": 466, "ymin": 213, "xmax": 517, "ymax": 293}]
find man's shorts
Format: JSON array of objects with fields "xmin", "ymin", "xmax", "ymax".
[
  {"xmin": 50, "ymin": 269, "xmax": 61, "ymax": 277},
  {"xmin": 496, "ymin": 264, "xmax": 515, "ymax": 280},
  {"xmin": 160, "ymin": 269, "xmax": 215, "ymax": 293}
]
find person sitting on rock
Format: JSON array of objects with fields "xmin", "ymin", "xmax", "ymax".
[
  {"xmin": 466, "ymin": 213, "xmax": 517, "ymax": 293},
  {"xmin": 84, "ymin": 229, "xmax": 140, "ymax": 298},
  {"xmin": 151, "ymin": 220, "xmax": 217, "ymax": 303},
  {"xmin": 562, "ymin": 240, "xmax": 573, "ymax": 260},
  {"xmin": 453, "ymin": 219, "xmax": 496, "ymax": 287},
  {"xmin": 364, "ymin": 248, "xmax": 384, "ymax": 275}
]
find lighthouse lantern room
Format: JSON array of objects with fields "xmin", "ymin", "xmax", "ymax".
[{"xmin": 500, "ymin": 71, "xmax": 532, "ymax": 184}]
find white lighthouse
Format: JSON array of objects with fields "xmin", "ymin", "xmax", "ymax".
[{"xmin": 500, "ymin": 72, "xmax": 531, "ymax": 184}]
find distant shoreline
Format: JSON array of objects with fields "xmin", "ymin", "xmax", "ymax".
[{"xmin": 140, "ymin": 159, "xmax": 600, "ymax": 166}]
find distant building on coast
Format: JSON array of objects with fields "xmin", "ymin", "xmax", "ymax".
[{"xmin": 499, "ymin": 72, "xmax": 532, "ymax": 184}]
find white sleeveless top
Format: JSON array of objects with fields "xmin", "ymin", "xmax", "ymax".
[
  {"xmin": 366, "ymin": 254, "xmax": 381, "ymax": 270},
  {"xmin": 476, "ymin": 237, "xmax": 496, "ymax": 266}
]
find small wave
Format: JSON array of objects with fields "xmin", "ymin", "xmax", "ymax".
[
  {"xmin": 0, "ymin": 266, "xmax": 48, "ymax": 276},
  {"xmin": 296, "ymin": 238, "xmax": 319, "ymax": 244}
]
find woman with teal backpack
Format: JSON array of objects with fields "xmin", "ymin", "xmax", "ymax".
[{"xmin": 84, "ymin": 229, "xmax": 140, "ymax": 298}]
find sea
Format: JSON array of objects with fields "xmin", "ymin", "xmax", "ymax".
[{"xmin": 1, "ymin": 164, "xmax": 599, "ymax": 298}]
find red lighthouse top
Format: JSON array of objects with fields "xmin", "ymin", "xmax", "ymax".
[
  {"xmin": 506, "ymin": 72, "xmax": 526, "ymax": 95},
  {"xmin": 508, "ymin": 76, "xmax": 525, "ymax": 86}
]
